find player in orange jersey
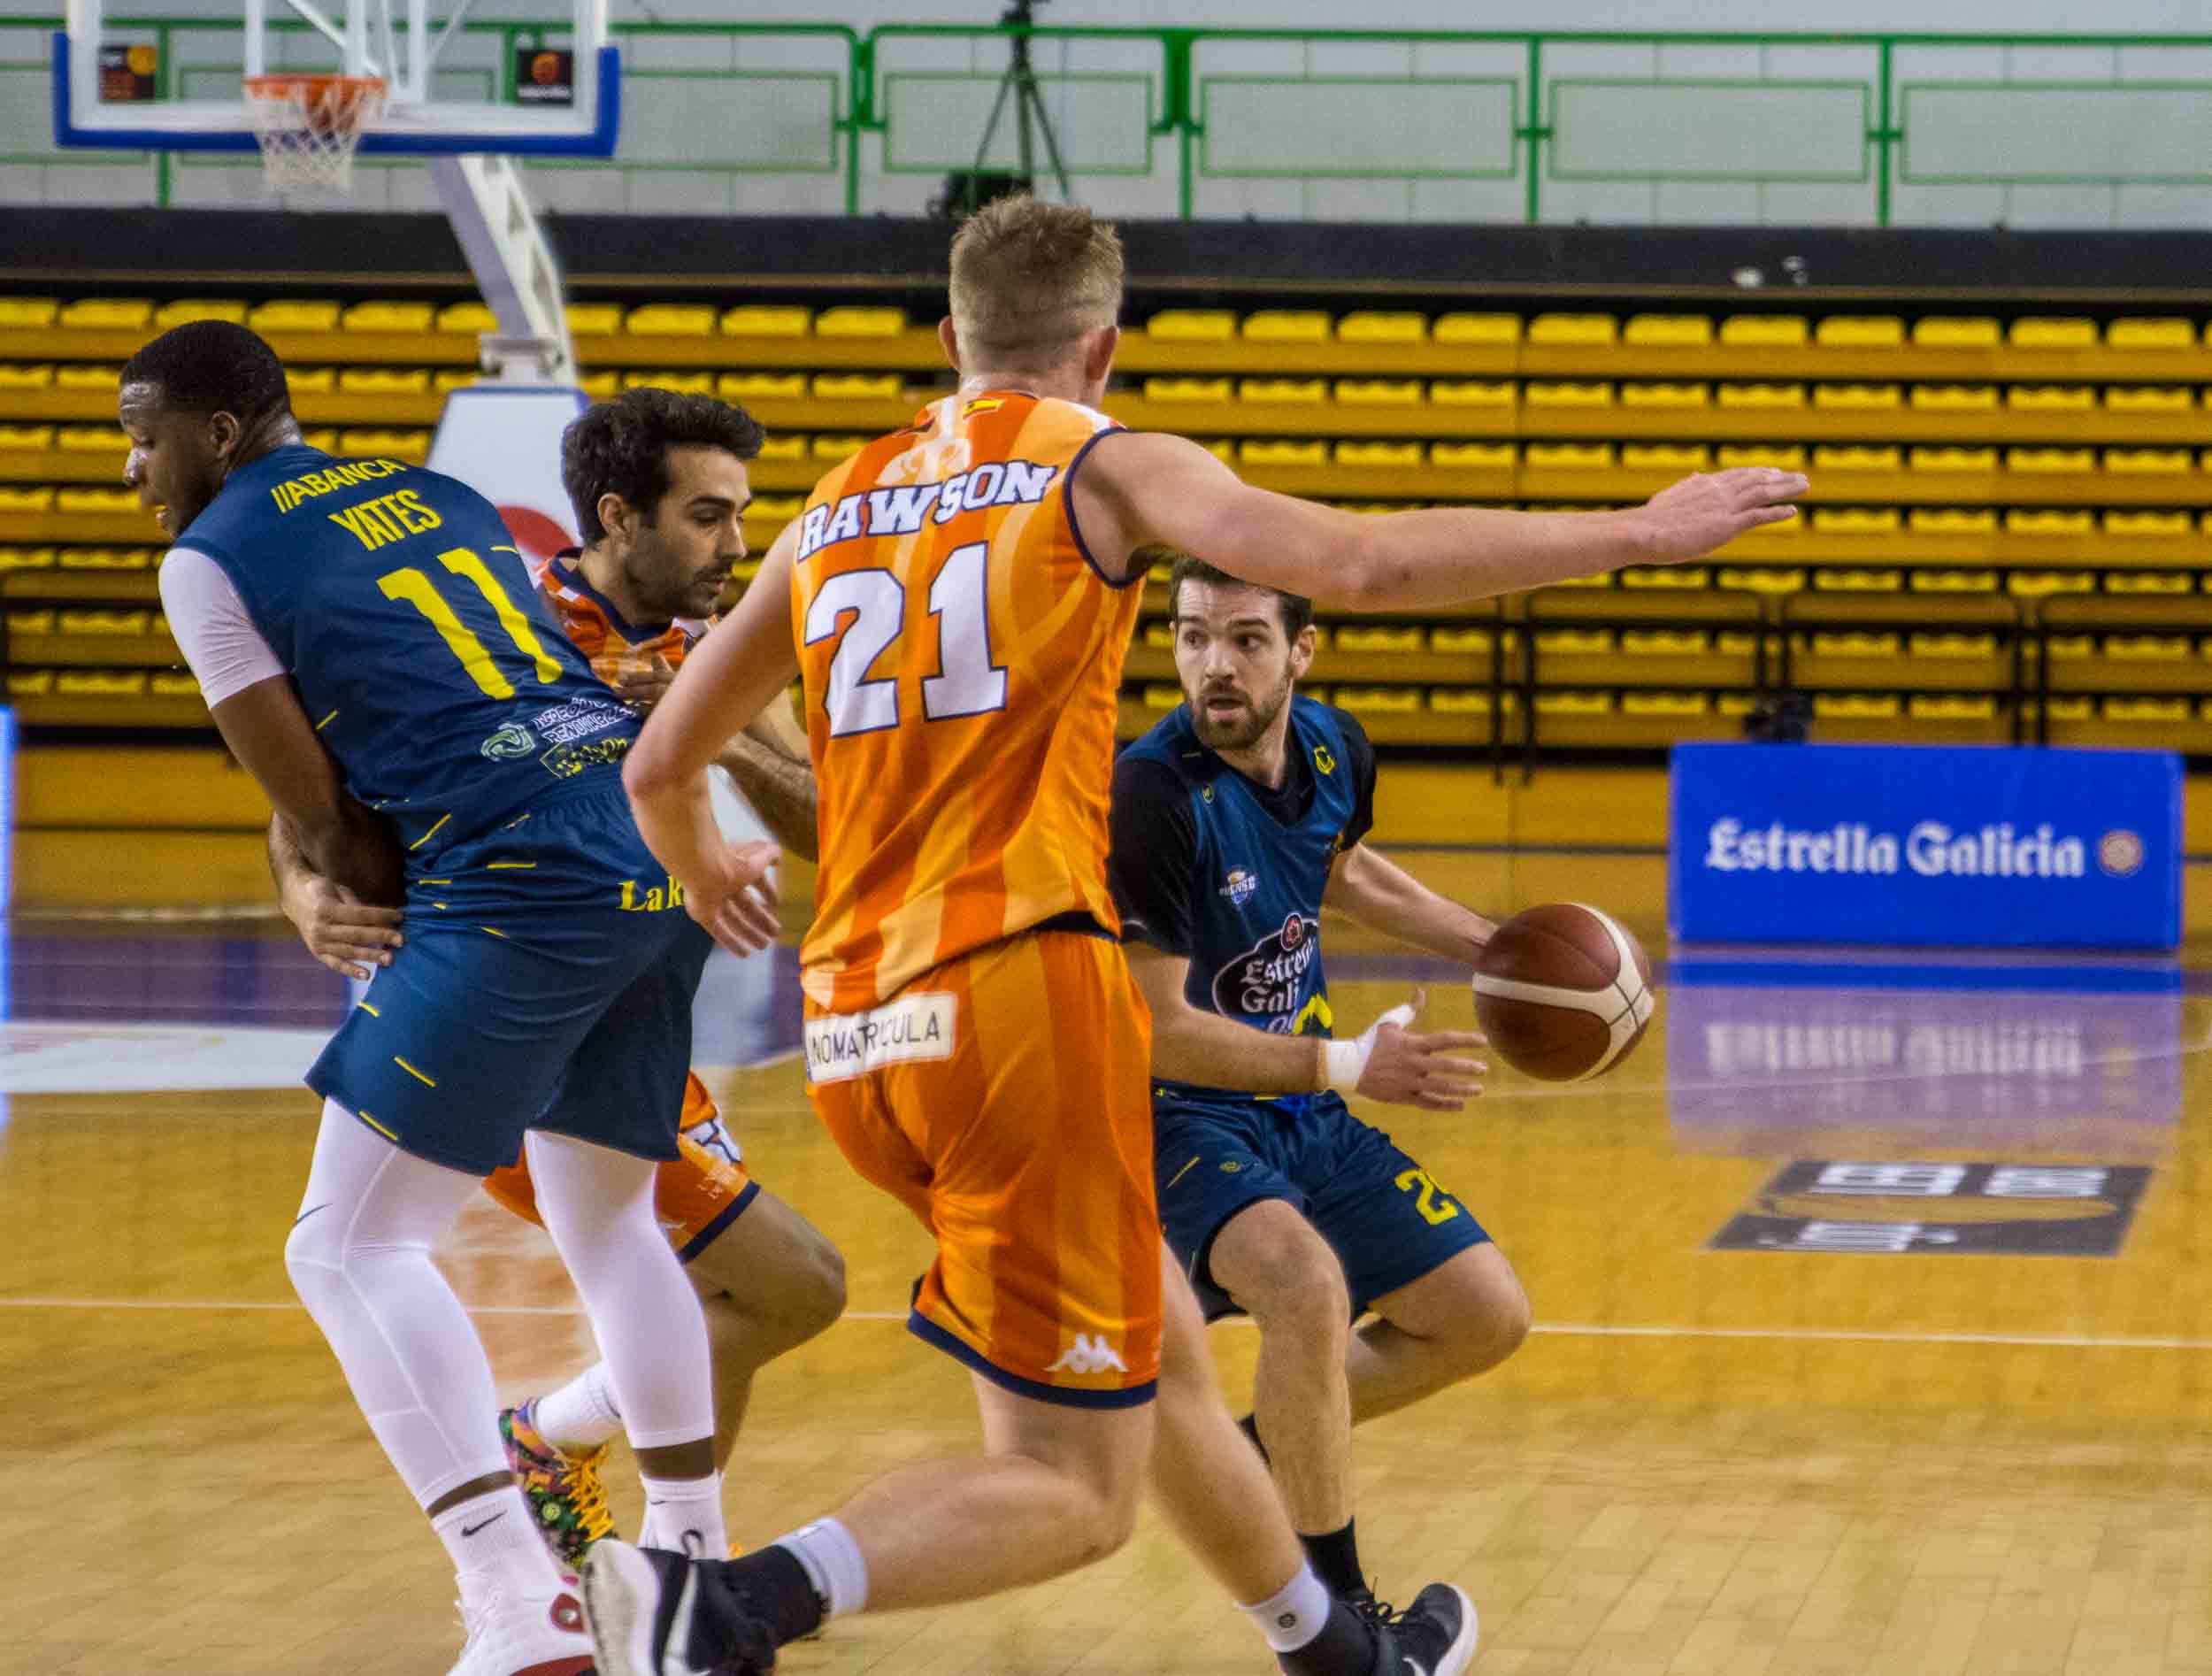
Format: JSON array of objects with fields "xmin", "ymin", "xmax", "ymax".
[
  {"xmin": 272, "ymin": 388, "xmax": 843, "ymax": 1570},
  {"xmin": 592, "ymin": 197, "xmax": 1806, "ymax": 1676}
]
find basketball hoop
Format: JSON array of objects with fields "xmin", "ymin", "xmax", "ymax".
[{"xmin": 243, "ymin": 73, "xmax": 386, "ymax": 194}]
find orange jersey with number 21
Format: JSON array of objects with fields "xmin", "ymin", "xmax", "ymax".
[{"xmin": 791, "ymin": 392, "xmax": 1143, "ymax": 1011}]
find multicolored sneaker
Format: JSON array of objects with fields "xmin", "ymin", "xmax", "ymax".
[{"xmin": 499, "ymin": 1401, "xmax": 613, "ymax": 1570}]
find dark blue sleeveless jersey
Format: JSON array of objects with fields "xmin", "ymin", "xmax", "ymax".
[
  {"xmin": 1108, "ymin": 696, "xmax": 1377, "ymax": 1100},
  {"xmin": 176, "ymin": 444, "xmax": 635, "ymax": 861}
]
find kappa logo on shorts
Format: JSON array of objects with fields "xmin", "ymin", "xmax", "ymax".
[
  {"xmin": 1046, "ymin": 1334, "xmax": 1127, "ymax": 1376},
  {"xmin": 803, "ymin": 992, "xmax": 956, "ymax": 1084}
]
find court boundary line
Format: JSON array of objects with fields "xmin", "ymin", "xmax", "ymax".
[{"xmin": 7, "ymin": 1295, "xmax": 2212, "ymax": 1351}]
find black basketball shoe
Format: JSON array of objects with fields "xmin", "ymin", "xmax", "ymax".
[
  {"xmin": 1383, "ymin": 1582, "xmax": 1479, "ymax": 1676},
  {"xmin": 582, "ymin": 1540, "xmax": 778, "ymax": 1676}
]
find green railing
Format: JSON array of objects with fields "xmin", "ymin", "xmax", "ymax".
[{"xmin": 5, "ymin": 15, "xmax": 2212, "ymax": 222}]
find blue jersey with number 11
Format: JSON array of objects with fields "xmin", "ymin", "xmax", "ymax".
[{"xmin": 177, "ymin": 443, "xmax": 636, "ymax": 861}]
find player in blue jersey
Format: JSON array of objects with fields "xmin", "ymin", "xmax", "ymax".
[
  {"xmin": 126, "ymin": 320, "xmax": 777, "ymax": 1676},
  {"xmin": 1109, "ymin": 554, "xmax": 1532, "ymax": 1622}
]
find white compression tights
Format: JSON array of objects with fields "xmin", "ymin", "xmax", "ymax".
[{"xmin": 283, "ymin": 1102, "xmax": 716, "ymax": 1511}]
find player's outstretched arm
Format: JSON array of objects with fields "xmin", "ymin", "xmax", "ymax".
[
  {"xmin": 626, "ymin": 523, "xmax": 802, "ymax": 954},
  {"xmin": 1070, "ymin": 429, "xmax": 1806, "ymax": 608},
  {"xmin": 1124, "ymin": 945, "xmax": 1484, "ymax": 1111},
  {"xmin": 1324, "ymin": 842, "xmax": 1495, "ymax": 967}
]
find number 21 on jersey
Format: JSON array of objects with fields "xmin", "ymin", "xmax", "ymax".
[{"xmin": 805, "ymin": 539, "xmax": 1005, "ymax": 736}]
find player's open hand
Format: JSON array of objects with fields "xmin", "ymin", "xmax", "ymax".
[
  {"xmin": 687, "ymin": 837, "xmax": 782, "ymax": 957},
  {"xmin": 1633, "ymin": 466, "xmax": 1807, "ymax": 563},
  {"xmin": 618, "ymin": 655, "xmax": 677, "ymax": 715},
  {"xmin": 283, "ymin": 874, "xmax": 404, "ymax": 982},
  {"xmin": 1357, "ymin": 988, "xmax": 1487, "ymax": 1111}
]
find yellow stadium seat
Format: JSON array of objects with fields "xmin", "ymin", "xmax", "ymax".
[
  {"xmin": 1240, "ymin": 379, "xmax": 1327, "ymax": 404},
  {"xmin": 1809, "ymin": 633, "xmax": 1903, "ymax": 657},
  {"xmin": 1913, "ymin": 570, "xmax": 1999, "ymax": 594},
  {"xmin": 427, "ymin": 302, "xmax": 493, "ymax": 335},
  {"xmin": 2107, "ymin": 318, "xmax": 2193, "ymax": 351},
  {"xmin": 579, "ymin": 372, "xmax": 619, "ymax": 400},
  {"xmin": 621, "ymin": 370, "xmax": 714, "ymax": 395},
  {"xmin": 1535, "ymin": 692, "xmax": 1614, "ymax": 718},
  {"xmin": 1332, "ymin": 687, "xmax": 1422, "ymax": 714},
  {"xmin": 1622, "ymin": 444, "xmax": 1711, "ymax": 471},
  {"xmin": 59, "ymin": 299, "xmax": 151, "ymax": 330},
  {"xmin": 1525, "ymin": 381, "xmax": 1613, "ymax": 410},
  {"xmin": 1815, "ymin": 694, "xmax": 1901, "ymax": 719},
  {"xmin": 1816, "ymin": 316, "xmax": 1903, "ymax": 348},
  {"xmin": 0, "ymin": 300, "xmax": 58, "ymax": 329},
  {"xmin": 250, "ymin": 300, "xmax": 340, "ymax": 332},
  {"xmin": 720, "ymin": 305, "xmax": 810, "ymax": 337},
  {"xmin": 1622, "ymin": 566, "xmax": 1714, "ymax": 588},
  {"xmin": 339, "ymin": 367, "xmax": 430, "ymax": 395},
  {"xmin": 339, "ymin": 429, "xmax": 429, "ymax": 462},
  {"xmin": 1814, "ymin": 445, "xmax": 1902, "ymax": 472},
  {"xmin": 6, "ymin": 611, "xmax": 50, "ymax": 634},
  {"xmin": 2106, "ymin": 386, "xmax": 2193, "ymax": 413},
  {"xmin": 1527, "ymin": 313, "xmax": 1616, "ymax": 347},
  {"xmin": 4, "ymin": 672, "xmax": 51, "ymax": 696},
  {"xmin": 1201, "ymin": 440, "xmax": 1235, "ymax": 464},
  {"xmin": 1911, "ymin": 634, "xmax": 1999, "ymax": 658},
  {"xmin": 1815, "ymin": 384, "xmax": 1901, "ymax": 411},
  {"xmin": 2103, "ymin": 696, "xmax": 2190, "ymax": 722},
  {"xmin": 59, "ymin": 548, "xmax": 150, "ymax": 570},
  {"xmin": 1145, "ymin": 310, "xmax": 1234, "ymax": 342},
  {"xmin": 1432, "ymin": 313, "xmax": 1520, "ymax": 346},
  {"xmin": 2006, "ymin": 510, "xmax": 2094, "ymax": 535},
  {"xmin": 1717, "ymin": 383, "xmax": 1806, "ymax": 410},
  {"xmin": 2010, "ymin": 318, "xmax": 2096, "ymax": 350},
  {"xmin": 1240, "ymin": 440, "xmax": 1327, "ymax": 467},
  {"xmin": 1909, "ymin": 696, "xmax": 1996, "ymax": 721},
  {"xmin": 2106, "ymin": 572, "xmax": 2192, "ymax": 595},
  {"xmin": 1335, "ymin": 627, "xmax": 1423, "ymax": 653},
  {"xmin": 1623, "ymin": 314, "xmax": 1712, "ymax": 347},
  {"xmin": 747, "ymin": 495, "xmax": 804, "ymax": 523},
  {"xmin": 284, "ymin": 367, "xmax": 335, "ymax": 394},
  {"xmin": 433, "ymin": 369, "xmax": 478, "ymax": 393},
  {"xmin": 1719, "ymin": 315, "xmax": 1808, "ymax": 347},
  {"xmin": 1813, "ymin": 509, "xmax": 1901, "ymax": 534},
  {"xmin": 1535, "ymin": 630, "xmax": 1612, "ymax": 655},
  {"xmin": 1143, "ymin": 377, "xmax": 1231, "ymax": 404},
  {"xmin": 1428, "ymin": 381, "xmax": 1515, "ymax": 408},
  {"xmin": 1335, "ymin": 380, "xmax": 1423, "ymax": 406},
  {"xmin": 1337, "ymin": 311, "xmax": 1426, "ymax": 343},
  {"xmin": 0, "ymin": 365, "xmax": 54, "ymax": 390},
  {"xmin": 2008, "ymin": 448, "xmax": 2094, "ymax": 473},
  {"xmin": 1525, "ymin": 443, "xmax": 1615, "ymax": 471},
  {"xmin": 343, "ymin": 301, "xmax": 434, "ymax": 334},
  {"xmin": 57, "ymin": 672, "xmax": 147, "ymax": 696},
  {"xmin": 58, "ymin": 608, "xmax": 148, "ymax": 635},
  {"xmin": 1620, "ymin": 631, "xmax": 1707, "ymax": 657},
  {"xmin": 722, "ymin": 373, "xmax": 806, "ymax": 401},
  {"xmin": 1430, "ymin": 442, "xmax": 1516, "ymax": 469},
  {"xmin": 150, "ymin": 673, "xmax": 202, "ymax": 699},
  {"xmin": 2106, "ymin": 635, "xmax": 2191, "ymax": 661},
  {"xmin": 1242, "ymin": 311, "xmax": 1331, "ymax": 343},
  {"xmin": 154, "ymin": 299, "xmax": 247, "ymax": 328},
  {"xmin": 1429, "ymin": 689, "xmax": 1507, "ymax": 716},
  {"xmin": 2106, "ymin": 511, "xmax": 2193, "ymax": 537},
  {"xmin": 626, "ymin": 305, "xmax": 718, "ymax": 337},
  {"xmin": 565, "ymin": 303, "xmax": 623, "ymax": 335},
  {"xmin": 0, "ymin": 424, "xmax": 51, "ymax": 450},
  {"xmin": 2008, "ymin": 385, "xmax": 2094, "ymax": 412},
  {"xmin": 810, "ymin": 434, "xmax": 871, "ymax": 460},
  {"xmin": 1717, "ymin": 444, "xmax": 1807, "ymax": 469},
  {"xmin": 811, "ymin": 373, "xmax": 903, "ymax": 401},
  {"xmin": 2039, "ymin": 696, "xmax": 2093, "ymax": 722},
  {"xmin": 1620, "ymin": 382, "xmax": 1709, "ymax": 408},
  {"xmin": 301, "ymin": 429, "xmax": 340, "ymax": 450},
  {"xmin": 2107, "ymin": 449, "xmax": 2193, "ymax": 474},
  {"xmin": 1624, "ymin": 693, "xmax": 1710, "ymax": 718},
  {"xmin": 1911, "ymin": 316, "xmax": 2000, "ymax": 348},
  {"xmin": 814, "ymin": 307, "xmax": 905, "ymax": 338},
  {"xmin": 1910, "ymin": 446, "xmax": 1998, "ymax": 473},
  {"xmin": 1717, "ymin": 567, "xmax": 1805, "ymax": 596},
  {"xmin": 55, "ymin": 488, "xmax": 133, "ymax": 513},
  {"xmin": 1429, "ymin": 627, "xmax": 1494, "ymax": 655},
  {"xmin": 57, "ymin": 427, "xmax": 120, "ymax": 453},
  {"xmin": 1912, "ymin": 385, "xmax": 1998, "ymax": 411},
  {"xmin": 1909, "ymin": 509, "xmax": 1999, "ymax": 534},
  {"xmin": 1333, "ymin": 442, "xmax": 1423, "ymax": 468}
]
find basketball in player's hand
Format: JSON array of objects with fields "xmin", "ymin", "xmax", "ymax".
[{"xmin": 1471, "ymin": 904, "xmax": 1654, "ymax": 1081}]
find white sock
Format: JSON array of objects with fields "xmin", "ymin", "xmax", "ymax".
[
  {"xmin": 776, "ymin": 1517, "xmax": 869, "ymax": 1620},
  {"xmin": 534, "ymin": 1364, "xmax": 623, "ymax": 1453},
  {"xmin": 638, "ymin": 1472, "xmax": 728, "ymax": 1559},
  {"xmin": 434, "ymin": 1487, "xmax": 565, "ymax": 1609},
  {"xmin": 1240, "ymin": 1564, "xmax": 1335, "ymax": 1654}
]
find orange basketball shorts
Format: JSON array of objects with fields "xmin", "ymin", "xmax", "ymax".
[
  {"xmin": 803, "ymin": 928, "xmax": 1162, "ymax": 1407},
  {"xmin": 482, "ymin": 1072, "xmax": 757, "ymax": 1262}
]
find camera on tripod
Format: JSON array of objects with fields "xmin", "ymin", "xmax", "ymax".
[{"xmin": 934, "ymin": 0, "xmax": 1071, "ymax": 219}]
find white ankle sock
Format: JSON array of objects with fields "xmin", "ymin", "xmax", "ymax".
[
  {"xmin": 534, "ymin": 1364, "xmax": 624, "ymax": 1453},
  {"xmin": 434, "ymin": 1487, "xmax": 565, "ymax": 1607},
  {"xmin": 638, "ymin": 1472, "xmax": 728, "ymax": 1558},
  {"xmin": 1240, "ymin": 1564, "xmax": 1334, "ymax": 1654},
  {"xmin": 776, "ymin": 1517, "xmax": 869, "ymax": 1620}
]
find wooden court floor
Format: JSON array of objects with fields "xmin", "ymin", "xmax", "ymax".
[{"xmin": 7, "ymin": 875, "xmax": 2212, "ymax": 1674}]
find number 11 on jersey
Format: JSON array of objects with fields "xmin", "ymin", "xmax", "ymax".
[{"xmin": 807, "ymin": 540, "xmax": 1006, "ymax": 738}]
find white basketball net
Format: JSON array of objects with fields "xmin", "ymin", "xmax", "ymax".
[{"xmin": 244, "ymin": 74, "xmax": 387, "ymax": 194}]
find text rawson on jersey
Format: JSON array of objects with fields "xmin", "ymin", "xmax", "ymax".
[{"xmin": 796, "ymin": 462, "xmax": 1061, "ymax": 562}]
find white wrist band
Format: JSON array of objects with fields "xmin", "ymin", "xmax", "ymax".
[{"xmin": 1322, "ymin": 1039, "xmax": 1365, "ymax": 1092}]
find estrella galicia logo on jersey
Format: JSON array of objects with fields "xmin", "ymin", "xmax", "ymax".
[
  {"xmin": 1314, "ymin": 743, "xmax": 1337, "ymax": 776},
  {"xmin": 479, "ymin": 721, "xmax": 535, "ymax": 760},
  {"xmin": 541, "ymin": 734, "xmax": 634, "ymax": 780},
  {"xmin": 1219, "ymin": 866, "xmax": 1258, "ymax": 908},
  {"xmin": 1210, "ymin": 911, "xmax": 1321, "ymax": 1032},
  {"xmin": 532, "ymin": 696, "xmax": 626, "ymax": 748}
]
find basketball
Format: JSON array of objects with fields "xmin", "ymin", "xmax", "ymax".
[{"xmin": 1471, "ymin": 903, "xmax": 1655, "ymax": 1082}]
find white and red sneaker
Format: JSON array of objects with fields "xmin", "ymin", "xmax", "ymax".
[{"xmin": 446, "ymin": 1584, "xmax": 596, "ymax": 1676}]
